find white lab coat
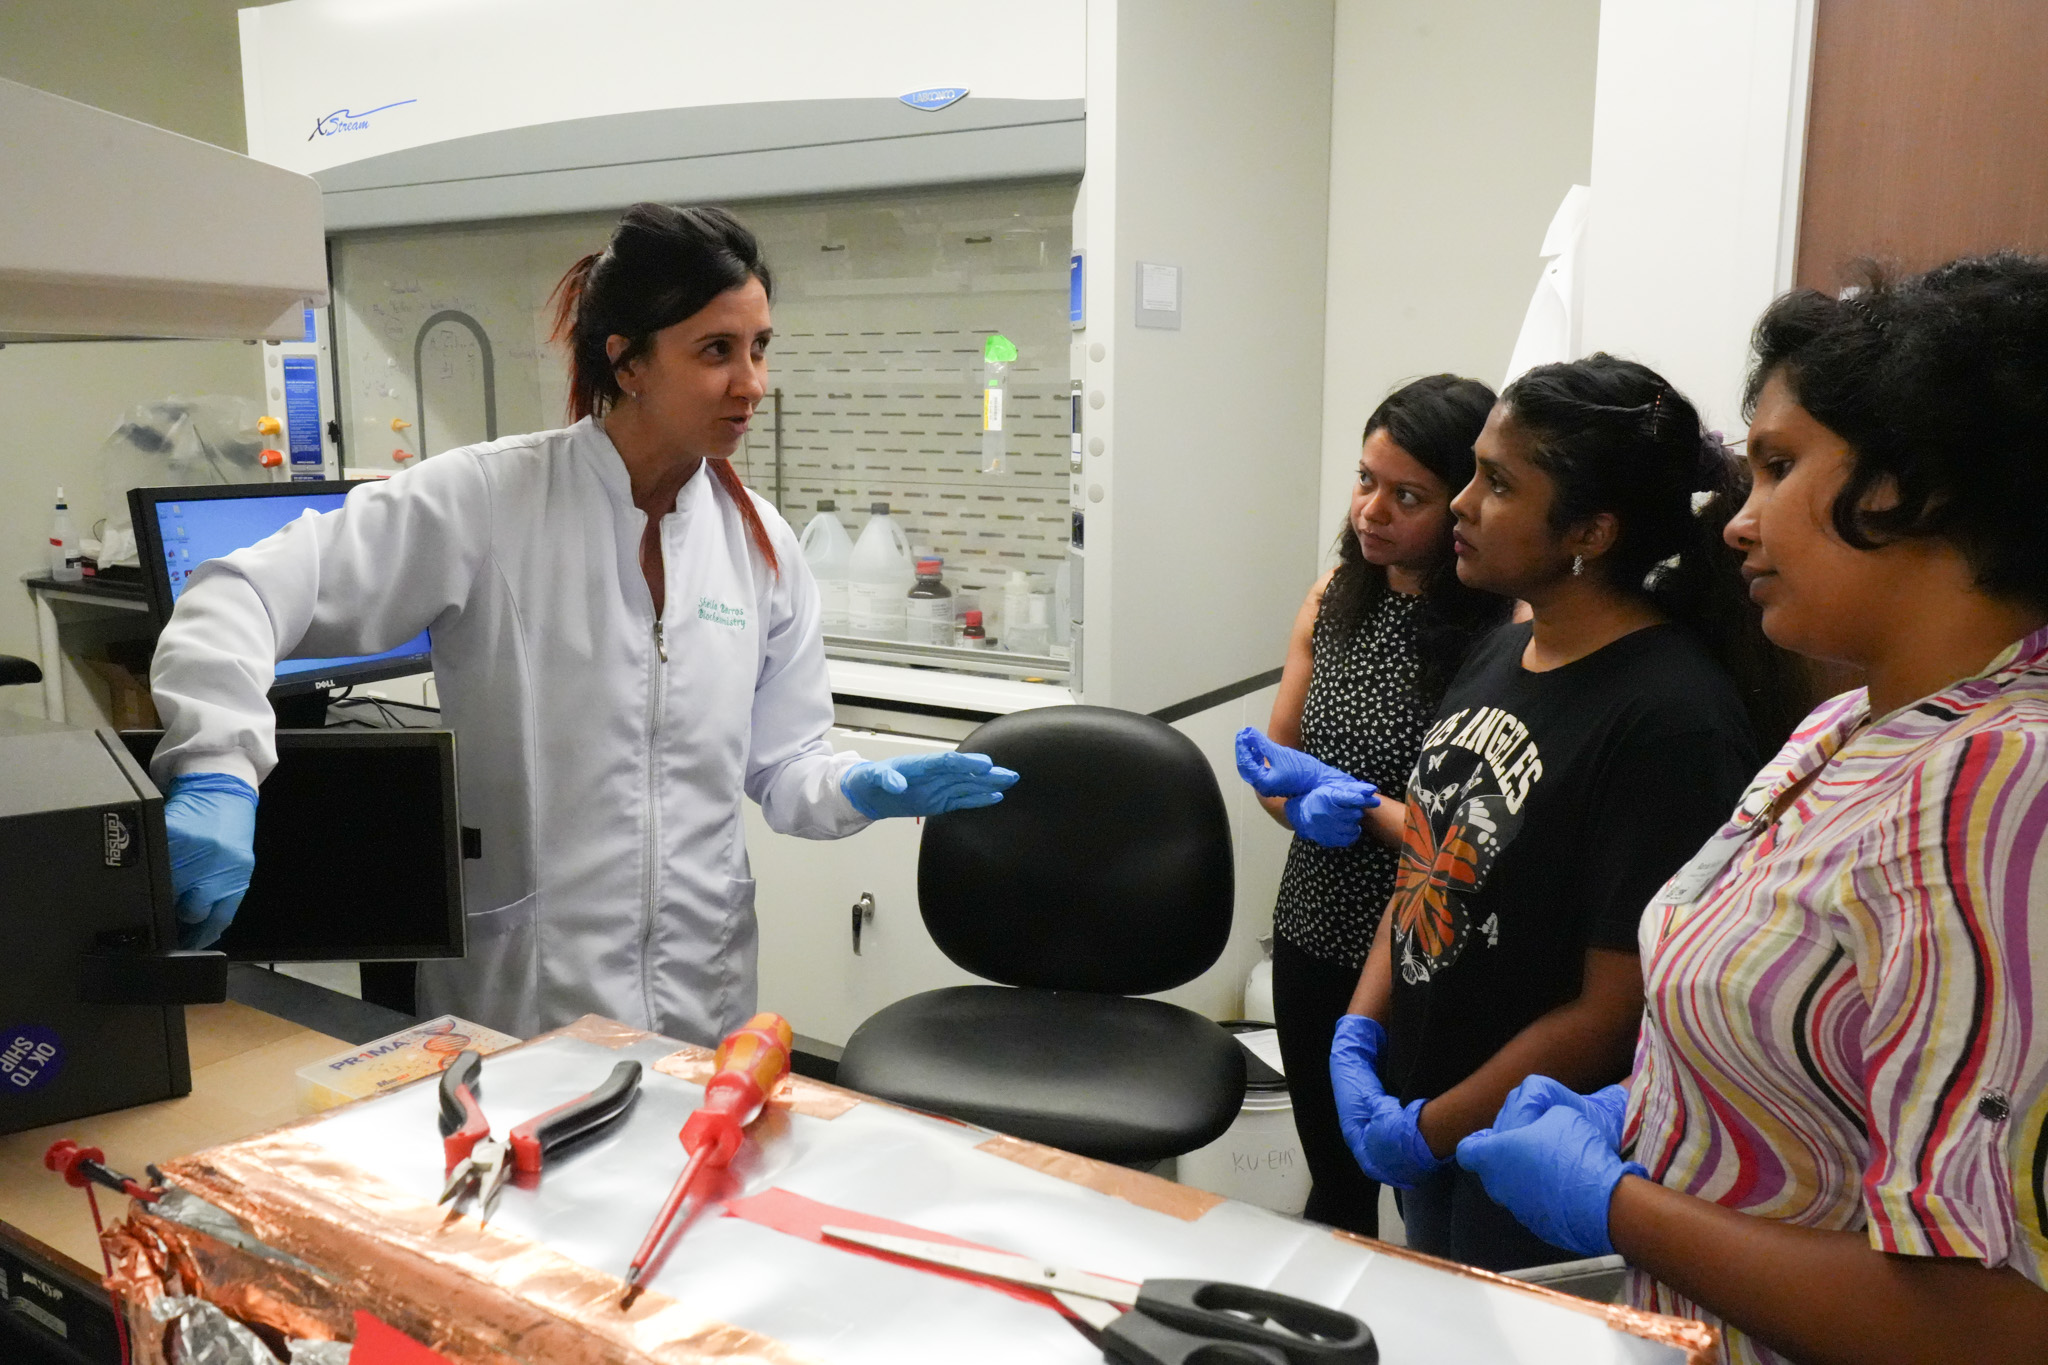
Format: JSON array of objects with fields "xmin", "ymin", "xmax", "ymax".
[
  {"xmin": 149, "ymin": 418, "xmax": 870, "ymax": 1045},
  {"xmin": 1502, "ymin": 183, "xmax": 1591, "ymax": 389}
]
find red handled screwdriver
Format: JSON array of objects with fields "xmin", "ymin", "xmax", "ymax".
[{"xmin": 622, "ymin": 1012, "xmax": 793, "ymax": 1292}]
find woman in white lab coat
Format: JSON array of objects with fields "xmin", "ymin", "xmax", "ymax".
[{"xmin": 149, "ymin": 203, "xmax": 1016, "ymax": 1045}]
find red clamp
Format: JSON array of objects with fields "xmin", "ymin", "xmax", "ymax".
[{"xmin": 45, "ymin": 1140, "xmax": 160, "ymax": 1202}]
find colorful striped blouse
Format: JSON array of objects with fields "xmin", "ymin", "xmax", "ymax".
[{"xmin": 1622, "ymin": 625, "xmax": 2048, "ymax": 1365}]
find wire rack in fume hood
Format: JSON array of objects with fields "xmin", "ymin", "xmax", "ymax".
[{"xmin": 330, "ymin": 180, "xmax": 1077, "ymax": 678}]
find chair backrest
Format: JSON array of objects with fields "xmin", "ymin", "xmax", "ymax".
[{"xmin": 917, "ymin": 705, "xmax": 1233, "ymax": 995}]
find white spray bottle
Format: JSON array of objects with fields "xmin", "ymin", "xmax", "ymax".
[{"xmin": 48, "ymin": 488, "xmax": 82, "ymax": 583}]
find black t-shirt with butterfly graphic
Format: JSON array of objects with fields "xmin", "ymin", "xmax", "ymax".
[{"xmin": 1380, "ymin": 620, "xmax": 1758, "ymax": 1104}]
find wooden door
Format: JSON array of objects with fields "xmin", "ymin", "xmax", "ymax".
[{"xmin": 1797, "ymin": 0, "xmax": 2048, "ymax": 291}]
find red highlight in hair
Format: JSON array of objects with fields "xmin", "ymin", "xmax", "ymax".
[{"xmin": 548, "ymin": 255, "xmax": 780, "ymax": 574}]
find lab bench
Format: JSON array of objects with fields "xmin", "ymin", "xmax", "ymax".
[
  {"xmin": 18, "ymin": 572, "xmax": 158, "ymax": 729},
  {"xmin": 1, "ymin": 976, "xmax": 1697, "ymax": 1363},
  {"xmin": 0, "ymin": 967, "xmax": 413, "ymax": 1365}
]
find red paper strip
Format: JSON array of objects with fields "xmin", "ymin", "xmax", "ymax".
[
  {"xmin": 722, "ymin": 1187, "xmax": 1117, "ymax": 1318},
  {"xmin": 350, "ymin": 1310, "xmax": 456, "ymax": 1365}
]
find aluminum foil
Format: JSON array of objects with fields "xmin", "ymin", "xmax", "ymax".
[
  {"xmin": 144, "ymin": 1019, "xmax": 1714, "ymax": 1364},
  {"xmin": 150, "ymin": 1295, "xmax": 283, "ymax": 1365},
  {"xmin": 152, "ymin": 1189, "xmax": 322, "ymax": 1277}
]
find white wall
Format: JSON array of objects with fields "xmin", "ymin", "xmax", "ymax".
[
  {"xmin": 0, "ymin": 342, "xmax": 264, "ymax": 718},
  {"xmin": 1578, "ymin": 0, "xmax": 1814, "ymax": 436},
  {"xmin": 1318, "ymin": 0, "xmax": 1600, "ymax": 550},
  {"xmin": 1084, "ymin": 0, "xmax": 1335, "ymax": 713},
  {"xmin": 0, "ymin": 0, "xmax": 264, "ymax": 718},
  {"xmin": 0, "ymin": 0, "xmax": 250, "ymax": 155}
]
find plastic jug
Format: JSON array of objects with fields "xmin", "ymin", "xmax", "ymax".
[
  {"xmin": 799, "ymin": 499, "xmax": 853, "ymax": 633},
  {"xmin": 847, "ymin": 502, "xmax": 914, "ymax": 640},
  {"xmin": 1000, "ymin": 569, "xmax": 1033, "ymax": 652}
]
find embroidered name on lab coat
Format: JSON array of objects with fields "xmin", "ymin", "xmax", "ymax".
[{"xmin": 697, "ymin": 597, "xmax": 748, "ymax": 630}]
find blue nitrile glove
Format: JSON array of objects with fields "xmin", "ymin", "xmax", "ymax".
[
  {"xmin": 1492, "ymin": 1075, "xmax": 1630, "ymax": 1151},
  {"xmin": 163, "ymin": 772, "xmax": 259, "ymax": 950},
  {"xmin": 1330, "ymin": 1014, "xmax": 1449, "ymax": 1189},
  {"xmin": 1284, "ymin": 780, "xmax": 1376, "ymax": 848},
  {"xmin": 1235, "ymin": 727, "xmax": 1356, "ymax": 798},
  {"xmin": 1456, "ymin": 1105, "xmax": 1649, "ymax": 1257},
  {"xmin": 1236, "ymin": 728, "xmax": 1377, "ymax": 846},
  {"xmin": 841, "ymin": 751, "xmax": 1020, "ymax": 820}
]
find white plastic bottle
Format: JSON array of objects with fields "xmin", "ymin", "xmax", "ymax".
[
  {"xmin": 1000, "ymin": 569, "xmax": 1033, "ymax": 652},
  {"xmin": 1009, "ymin": 593, "xmax": 1052, "ymax": 656},
  {"xmin": 48, "ymin": 488, "xmax": 82, "ymax": 583},
  {"xmin": 799, "ymin": 499, "xmax": 854, "ymax": 634},
  {"xmin": 847, "ymin": 502, "xmax": 914, "ymax": 640}
]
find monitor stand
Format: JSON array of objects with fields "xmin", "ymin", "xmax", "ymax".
[{"xmin": 270, "ymin": 688, "xmax": 332, "ymax": 730}]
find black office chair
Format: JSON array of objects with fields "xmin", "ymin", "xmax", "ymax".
[
  {"xmin": 837, "ymin": 705, "xmax": 1246, "ymax": 1164},
  {"xmin": 0, "ymin": 656, "xmax": 43, "ymax": 688}
]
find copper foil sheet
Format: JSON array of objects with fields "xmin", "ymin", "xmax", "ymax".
[
  {"xmin": 973, "ymin": 1134, "xmax": 1223, "ymax": 1222},
  {"xmin": 130, "ymin": 1018, "xmax": 1713, "ymax": 1364},
  {"xmin": 557, "ymin": 1015, "xmax": 665, "ymax": 1051}
]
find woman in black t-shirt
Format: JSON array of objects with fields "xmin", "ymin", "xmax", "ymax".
[
  {"xmin": 1331, "ymin": 356, "xmax": 1806, "ymax": 1271},
  {"xmin": 1237, "ymin": 375, "xmax": 1509, "ymax": 1238}
]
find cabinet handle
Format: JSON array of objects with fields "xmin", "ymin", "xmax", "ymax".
[{"xmin": 850, "ymin": 892, "xmax": 876, "ymax": 955}]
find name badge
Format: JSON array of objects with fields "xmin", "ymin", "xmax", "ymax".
[{"xmin": 1661, "ymin": 823, "xmax": 1759, "ymax": 906}]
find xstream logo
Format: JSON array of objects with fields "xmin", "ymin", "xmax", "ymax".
[{"xmin": 309, "ymin": 99, "xmax": 417, "ymax": 139}]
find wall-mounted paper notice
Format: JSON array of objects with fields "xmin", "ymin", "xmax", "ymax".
[
  {"xmin": 1135, "ymin": 261, "xmax": 1182, "ymax": 330},
  {"xmin": 1141, "ymin": 263, "xmax": 1178, "ymax": 310}
]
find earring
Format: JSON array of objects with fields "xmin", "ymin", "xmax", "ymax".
[{"xmin": 1571, "ymin": 554, "xmax": 1585, "ymax": 576}]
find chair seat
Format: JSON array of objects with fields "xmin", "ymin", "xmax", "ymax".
[{"xmin": 837, "ymin": 985, "xmax": 1247, "ymax": 1164}]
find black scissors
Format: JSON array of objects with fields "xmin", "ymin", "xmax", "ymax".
[{"xmin": 820, "ymin": 1225, "xmax": 1377, "ymax": 1364}]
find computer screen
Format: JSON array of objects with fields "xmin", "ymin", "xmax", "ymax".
[
  {"xmin": 130, "ymin": 481, "xmax": 431, "ymax": 695},
  {"xmin": 119, "ymin": 729, "xmax": 466, "ymax": 962}
]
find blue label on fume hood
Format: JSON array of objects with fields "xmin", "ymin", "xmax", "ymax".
[
  {"xmin": 1069, "ymin": 252, "xmax": 1085, "ymax": 328},
  {"xmin": 301, "ymin": 307, "xmax": 316, "ymax": 342},
  {"xmin": 900, "ymin": 87, "xmax": 969, "ymax": 112},
  {"xmin": 282, "ymin": 356, "xmax": 323, "ymax": 470}
]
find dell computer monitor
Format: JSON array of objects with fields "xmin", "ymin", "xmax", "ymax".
[
  {"xmin": 130, "ymin": 481, "xmax": 431, "ymax": 701},
  {"xmin": 119, "ymin": 729, "xmax": 465, "ymax": 962}
]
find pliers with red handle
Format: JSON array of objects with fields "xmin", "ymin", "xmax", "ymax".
[{"xmin": 437, "ymin": 1049, "xmax": 643, "ymax": 1224}]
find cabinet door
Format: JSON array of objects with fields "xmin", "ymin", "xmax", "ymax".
[{"xmin": 745, "ymin": 728, "xmax": 981, "ymax": 1047}]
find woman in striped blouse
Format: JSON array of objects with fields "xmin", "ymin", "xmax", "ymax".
[{"xmin": 1455, "ymin": 255, "xmax": 2048, "ymax": 1365}]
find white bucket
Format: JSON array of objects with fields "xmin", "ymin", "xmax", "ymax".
[{"xmin": 1176, "ymin": 1023, "xmax": 1308, "ymax": 1216}]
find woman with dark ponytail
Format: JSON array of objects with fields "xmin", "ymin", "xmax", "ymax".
[
  {"xmin": 1234, "ymin": 374, "xmax": 1509, "ymax": 1238},
  {"xmin": 148, "ymin": 203, "xmax": 1015, "ymax": 1044},
  {"xmin": 1330, "ymin": 355, "xmax": 1793, "ymax": 1270}
]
